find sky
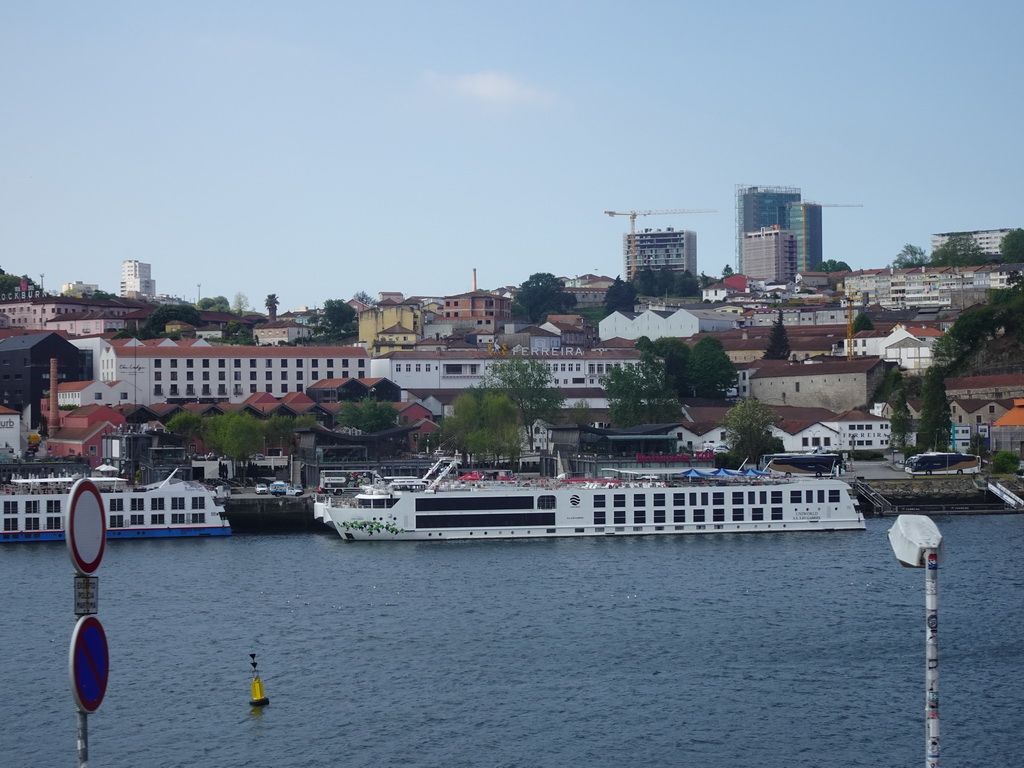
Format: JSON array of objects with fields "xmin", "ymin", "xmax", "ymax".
[{"xmin": 2, "ymin": 1, "xmax": 1021, "ymax": 312}]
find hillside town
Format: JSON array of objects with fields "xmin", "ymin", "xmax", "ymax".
[{"xmin": 3, "ymin": 214, "xmax": 1023, "ymax": 488}]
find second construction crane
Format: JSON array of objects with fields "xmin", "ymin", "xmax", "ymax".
[{"xmin": 604, "ymin": 209, "xmax": 716, "ymax": 280}]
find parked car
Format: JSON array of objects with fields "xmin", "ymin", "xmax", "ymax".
[
  {"xmin": 254, "ymin": 483, "xmax": 269, "ymax": 495},
  {"xmin": 284, "ymin": 484, "xmax": 304, "ymax": 497}
]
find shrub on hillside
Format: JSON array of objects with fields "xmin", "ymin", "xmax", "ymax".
[{"xmin": 990, "ymin": 451, "xmax": 1022, "ymax": 475}]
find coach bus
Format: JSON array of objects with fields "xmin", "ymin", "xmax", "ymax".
[
  {"xmin": 904, "ymin": 452, "xmax": 981, "ymax": 475},
  {"xmin": 759, "ymin": 453, "xmax": 844, "ymax": 477}
]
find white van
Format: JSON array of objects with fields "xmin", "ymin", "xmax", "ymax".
[{"xmin": 269, "ymin": 481, "xmax": 289, "ymax": 496}]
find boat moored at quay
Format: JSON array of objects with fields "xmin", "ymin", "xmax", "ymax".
[
  {"xmin": 1, "ymin": 472, "xmax": 231, "ymax": 542},
  {"xmin": 315, "ymin": 463, "xmax": 865, "ymax": 542}
]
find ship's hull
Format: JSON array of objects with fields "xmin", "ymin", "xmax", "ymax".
[
  {"xmin": 318, "ymin": 478, "xmax": 865, "ymax": 542},
  {"xmin": 1, "ymin": 481, "xmax": 231, "ymax": 543}
]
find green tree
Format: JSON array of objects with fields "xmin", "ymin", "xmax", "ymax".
[
  {"xmin": 763, "ymin": 310, "xmax": 790, "ymax": 360},
  {"xmin": 197, "ymin": 296, "xmax": 231, "ymax": 313},
  {"xmin": 202, "ymin": 412, "xmax": 265, "ymax": 467},
  {"xmin": 888, "ymin": 386, "xmax": 913, "ymax": 454},
  {"xmin": 222, "ymin": 319, "xmax": 254, "ymax": 344},
  {"xmin": 641, "ymin": 337, "xmax": 690, "ymax": 397},
  {"xmin": 265, "ymin": 294, "xmax": 279, "ymax": 322},
  {"xmin": 351, "ymin": 290, "xmax": 376, "ymax": 306},
  {"xmin": 932, "ymin": 303, "xmax": 1002, "ymax": 373},
  {"xmin": 852, "ymin": 312, "xmax": 874, "ymax": 332},
  {"xmin": 674, "ymin": 271, "xmax": 701, "ymax": 297},
  {"xmin": 819, "ymin": 259, "xmax": 851, "ymax": 273},
  {"xmin": 632, "ymin": 269, "xmax": 658, "ymax": 297},
  {"xmin": 718, "ymin": 398, "xmax": 781, "ymax": 465},
  {"xmin": 165, "ymin": 411, "xmax": 206, "ymax": 452},
  {"xmin": 604, "ymin": 277, "xmax": 637, "ymax": 314},
  {"xmin": 918, "ymin": 367, "xmax": 952, "ymax": 451},
  {"xmin": 0, "ymin": 272, "xmax": 40, "ymax": 295},
  {"xmin": 688, "ymin": 337, "xmax": 737, "ymax": 399},
  {"xmin": 654, "ymin": 267, "xmax": 676, "ymax": 297},
  {"xmin": 722, "ymin": 264, "xmax": 734, "ymax": 278},
  {"xmin": 317, "ymin": 299, "xmax": 357, "ymax": 340},
  {"xmin": 481, "ymin": 358, "xmax": 564, "ymax": 450},
  {"xmin": 143, "ymin": 304, "xmax": 203, "ymax": 336},
  {"xmin": 466, "ymin": 391, "xmax": 522, "ymax": 465},
  {"xmin": 1000, "ymin": 229, "xmax": 1024, "ymax": 262},
  {"xmin": 567, "ymin": 400, "xmax": 593, "ymax": 426},
  {"xmin": 602, "ymin": 358, "xmax": 681, "ymax": 427},
  {"xmin": 931, "ymin": 233, "xmax": 987, "ymax": 267},
  {"xmin": 511, "ymin": 273, "xmax": 576, "ymax": 323},
  {"xmin": 892, "ymin": 244, "xmax": 929, "ymax": 269},
  {"xmin": 263, "ymin": 414, "xmax": 298, "ymax": 454},
  {"xmin": 968, "ymin": 432, "xmax": 988, "ymax": 460},
  {"xmin": 232, "ymin": 292, "xmax": 250, "ymax": 314},
  {"xmin": 335, "ymin": 398, "xmax": 398, "ymax": 433},
  {"xmin": 440, "ymin": 390, "xmax": 521, "ymax": 465},
  {"xmin": 991, "ymin": 450, "xmax": 1021, "ymax": 474}
]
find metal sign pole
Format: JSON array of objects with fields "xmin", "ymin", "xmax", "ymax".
[
  {"xmin": 77, "ymin": 711, "xmax": 89, "ymax": 768},
  {"xmin": 67, "ymin": 479, "xmax": 107, "ymax": 768}
]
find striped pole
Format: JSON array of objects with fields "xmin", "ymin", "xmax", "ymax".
[{"xmin": 925, "ymin": 549, "xmax": 939, "ymax": 768}]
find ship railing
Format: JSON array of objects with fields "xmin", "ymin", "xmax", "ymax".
[{"xmin": 987, "ymin": 480, "xmax": 1024, "ymax": 509}]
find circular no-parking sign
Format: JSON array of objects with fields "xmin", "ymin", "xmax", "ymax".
[
  {"xmin": 67, "ymin": 479, "xmax": 105, "ymax": 575},
  {"xmin": 69, "ymin": 615, "xmax": 109, "ymax": 713}
]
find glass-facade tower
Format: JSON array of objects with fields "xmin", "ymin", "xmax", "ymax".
[
  {"xmin": 735, "ymin": 185, "xmax": 801, "ymax": 274},
  {"xmin": 787, "ymin": 203, "xmax": 823, "ymax": 272}
]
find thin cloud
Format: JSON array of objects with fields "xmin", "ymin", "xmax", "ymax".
[{"xmin": 421, "ymin": 70, "xmax": 556, "ymax": 108}]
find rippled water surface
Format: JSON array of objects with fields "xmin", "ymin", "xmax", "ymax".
[{"xmin": 4, "ymin": 516, "xmax": 1021, "ymax": 767}]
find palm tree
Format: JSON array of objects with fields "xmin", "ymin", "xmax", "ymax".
[{"xmin": 265, "ymin": 294, "xmax": 279, "ymax": 322}]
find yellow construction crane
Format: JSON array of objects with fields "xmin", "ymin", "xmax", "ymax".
[
  {"xmin": 846, "ymin": 291, "xmax": 864, "ymax": 361},
  {"xmin": 604, "ymin": 209, "xmax": 716, "ymax": 279}
]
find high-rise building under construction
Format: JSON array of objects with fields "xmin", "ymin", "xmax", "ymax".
[
  {"xmin": 735, "ymin": 185, "xmax": 801, "ymax": 274},
  {"xmin": 622, "ymin": 227, "xmax": 697, "ymax": 280}
]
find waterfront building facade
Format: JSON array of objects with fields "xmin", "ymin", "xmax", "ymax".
[{"xmin": 99, "ymin": 339, "xmax": 368, "ymax": 405}]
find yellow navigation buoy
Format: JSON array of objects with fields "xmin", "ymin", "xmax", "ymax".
[{"xmin": 248, "ymin": 653, "xmax": 269, "ymax": 707}]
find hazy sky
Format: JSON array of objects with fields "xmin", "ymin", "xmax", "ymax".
[{"xmin": 2, "ymin": 1, "xmax": 1021, "ymax": 311}]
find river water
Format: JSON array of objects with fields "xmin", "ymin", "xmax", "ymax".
[{"xmin": 3, "ymin": 516, "xmax": 1021, "ymax": 767}]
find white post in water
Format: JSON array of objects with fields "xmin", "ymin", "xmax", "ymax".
[{"xmin": 888, "ymin": 514, "xmax": 943, "ymax": 768}]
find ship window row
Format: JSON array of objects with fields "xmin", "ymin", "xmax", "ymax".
[
  {"xmin": 5, "ymin": 499, "xmax": 66, "ymax": 514},
  {"xmin": 107, "ymin": 513, "xmax": 205, "ymax": 528},
  {"xmin": 106, "ymin": 497, "xmax": 203, "ymax": 512},
  {"xmin": 593, "ymin": 507, "xmax": 784, "ymax": 525},
  {"xmin": 596, "ymin": 490, "xmax": 840, "ymax": 508}
]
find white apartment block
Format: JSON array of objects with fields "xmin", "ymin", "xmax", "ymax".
[
  {"xmin": 377, "ymin": 348, "xmax": 644, "ymax": 391},
  {"xmin": 99, "ymin": 339, "xmax": 368, "ymax": 405},
  {"xmin": 120, "ymin": 260, "xmax": 156, "ymax": 298},
  {"xmin": 843, "ymin": 264, "xmax": 1015, "ymax": 310},
  {"xmin": 931, "ymin": 229, "xmax": 1013, "ymax": 257},
  {"xmin": 61, "ymin": 281, "xmax": 100, "ymax": 296}
]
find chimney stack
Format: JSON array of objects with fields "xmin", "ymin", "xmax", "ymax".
[
  {"xmin": 49, "ymin": 358, "xmax": 60, "ymax": 431},
  {"xmin": 472, "ymin": 268, "xmax": 477, "ymax": 292}
]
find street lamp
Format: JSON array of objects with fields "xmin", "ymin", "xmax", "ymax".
[{"xmin": 888, "ymin": 514, "xmax": 943, "ymax": 767}]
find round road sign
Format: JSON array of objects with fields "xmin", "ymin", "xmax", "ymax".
[
  {"xmin": 67, "ymin": 479, "xmax": 105, "ymax": 576},
  {"xmin": 69, "ymin": 615, "xmax": 109, "ymax": 713}
]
